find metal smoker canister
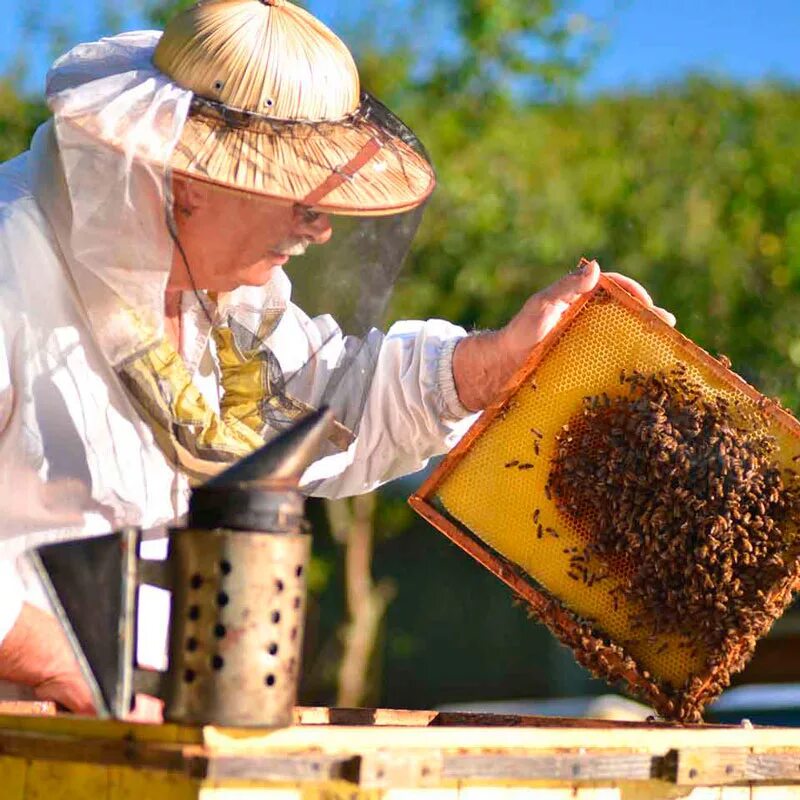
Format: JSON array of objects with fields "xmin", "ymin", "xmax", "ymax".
[
  {"xmin": 162, "ymin": 484, "xmax": 310, "ymax": 727},
  {"xmin": 31, "ymin": 409, "xmax": 335, "ymax": 728}
]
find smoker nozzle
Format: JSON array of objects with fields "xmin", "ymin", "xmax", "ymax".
[{"xmin": 204, "ymin": 406, "xmax": 335, "ymax": 489}]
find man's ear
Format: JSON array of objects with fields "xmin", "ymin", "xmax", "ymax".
[{"xmin": 172, "ymin": 175, "xmax": 204, "ymax": 215}]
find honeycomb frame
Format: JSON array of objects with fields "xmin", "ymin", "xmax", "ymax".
[{"xmin": 410, "ymin": 274, "xmax": 800, "ymax": 720}]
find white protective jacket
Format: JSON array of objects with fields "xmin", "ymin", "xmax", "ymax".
[{"xmin": 0, "ymin": 144, "xmax": 473, "ymax": 667}]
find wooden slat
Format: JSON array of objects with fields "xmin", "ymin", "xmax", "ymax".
[
  {"xmin": 0, "ymin": 731, "xmax": 207, "ymax": 778},
  {"xmin": 205, "ymin": 754, "xmax": 358, "ymax": 782},
  {"xmin": 442, "ymin": 753, "xmax": 654, "ymax": 782},
  {"xmin": 0, "ymin": 713, "xmax": 201, "ymax": 744},
  {"xmin": 202, "ymin": 722, "xmax": 800, "ymax": 754},
  {"xmin": 295, "ymin": 706, "xmax": 715, "ymax": 729},
  {"xmin": 748, "ymin": 754, "xmax": 800, "ymax": 782},
  {"xmin": 0, "ymin": 701, "xmax": 55, "ymax": 717},
  {"xmin": 660, "ymin": 748, "xmax": 749, "ymax": 784}
]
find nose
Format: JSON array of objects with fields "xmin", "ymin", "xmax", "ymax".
[{"xmin": 293, "ymin": 206, "xmax": 333, "ymax": 245}]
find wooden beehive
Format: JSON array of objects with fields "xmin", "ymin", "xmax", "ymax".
[{"xmin": 3, "ymin": 704, "xmax": 800, "ymax": 798}]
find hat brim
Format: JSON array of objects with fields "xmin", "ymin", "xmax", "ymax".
[{"xmin": 169, "ymin": 106, "xmax": 436, "ymax": 216}]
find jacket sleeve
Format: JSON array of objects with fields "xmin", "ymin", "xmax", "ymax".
[
  {"xmin": 0, "ymin": 325, "xmax": 24, "ymax": 645},
  {"xmin": 301, "ymin": 318, "xmax": 478, "ymax": 498},
  {"xmin": 0, "ymin": 561, "xmax": 24, "ymax": 644}
]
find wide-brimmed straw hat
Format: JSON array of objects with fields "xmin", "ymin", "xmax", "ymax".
[{"xmin": 151, "ymin": 0, "xmax": 435, "ymax": 215}]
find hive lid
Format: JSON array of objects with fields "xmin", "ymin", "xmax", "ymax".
[{"xmin": 411, "ymin": 274, "xmax": 800, "ymax": 721}]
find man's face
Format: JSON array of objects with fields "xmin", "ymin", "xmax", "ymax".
[{"xmin": 169, "ymin": 177, "xmax": 333, "ymax": 291}]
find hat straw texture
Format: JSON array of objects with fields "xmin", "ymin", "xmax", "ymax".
[{"xmin": 153, "ymin": 0, "xmax": 434, "ymax": 214}]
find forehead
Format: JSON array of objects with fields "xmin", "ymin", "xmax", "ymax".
[{"xmin": 178, "ymin": 175, "xmax": 296, "ymax": 217}]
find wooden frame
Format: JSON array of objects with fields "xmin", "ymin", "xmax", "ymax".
[{"xmin": 410, "ymin": 274, "xmax": 800, "ymax": 720}]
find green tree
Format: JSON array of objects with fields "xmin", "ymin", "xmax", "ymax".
[{"xmin": 0, "ymin": 81, "xmax": 47, "ymax": 162}]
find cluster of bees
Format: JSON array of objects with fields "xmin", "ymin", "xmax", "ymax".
[
  {"xmin": 541, "ymin": 364, "xmax": 800, "ymax": 718},
  {"xmin": 519, "ymin": 592, "xmax": 677, "ymax": 717}
]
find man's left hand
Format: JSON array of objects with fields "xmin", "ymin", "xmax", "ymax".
[{"xmin": 451, "ymin": 261, "xmax": 676, "ymax": 412}]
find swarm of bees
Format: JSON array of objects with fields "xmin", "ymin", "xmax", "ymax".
[{"xmin": 544, "ymin": 364, "xmax": 800, "ymax": 713}]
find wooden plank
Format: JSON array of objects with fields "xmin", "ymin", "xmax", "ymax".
[
  {"xmin": 0, "ymin": 702, "xmax": 55, "ymax": 717},
  {"xmin": 0, "ymin": 730, "xmax": 208, "ymax": 778},
  {"xmin": 294, "ymin": 706, "xmax": 736, "ymax": 730},
  {"xmin": 747, "ymin": 754, "xmax": 800, "ymax": 782},
  {"xmin": 456, "ymin": 791, "xmax": 574, "ymax": 800},
  {"xmin": 358, "ymin": 750, "xmax": 442, "ymax": 789},
  {"xmin": 201, "ymin": 723, "xmax": 800, "ymax": 754},
  {"xmin": 205, "ymin": 755, "xmax": 358, "ymax": 782},
  {"xmin": 295, "ymin": 708, "xmax": 437, "ymax": 727},
  {"xmin": 660, "ymin": 748, "xmax": 748, "ymax": 785},
  {"xmin": 442, "ymin": 753, "xmax": 653, "ymax": 782},
  {"xmin": 428, "ymin": 712, "xmax": 704, "ymax": 730},
  {"xmin": 0, "ymin": 713, "xmax": 201, "ymax": 745},
  {"xmin": 659, "ymin": 748, "xmax": 800, "ymax": 786}
]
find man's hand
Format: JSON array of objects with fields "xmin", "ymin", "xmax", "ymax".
[
  {"xmin": 0, "ymin": 603, "xmax": 95, "ymax": 715},
  {"xmin": 452, "ymin": 261, "xmax": 676, "ymax": 412}
]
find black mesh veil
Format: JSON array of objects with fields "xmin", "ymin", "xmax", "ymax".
[{"xmin": 164, "ymin": 90, "xmax": 434, "ymax": 466}]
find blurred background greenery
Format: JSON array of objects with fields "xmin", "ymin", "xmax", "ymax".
[{"xmin": 3, "ymin": 0, "xmax": 800, "ymax": 715}]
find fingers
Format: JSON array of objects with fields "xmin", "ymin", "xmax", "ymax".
[
  {"xmin": 605, "ymin": 271, "xmax": 676, "ymax": 327},
  {"xmin": 127, "ymin": 693, "xmax": 164, "ymax": 724},
  {"xmin": 537, "ymin": 259, "xmax": 601, "ymax": 306},
  {"xmin": 34, "ymin": 674, "xmax": 96, "ymax": 715},
  {"xmin": 604, "ymin": 272, "xmax": 653, "ymax": 306}
]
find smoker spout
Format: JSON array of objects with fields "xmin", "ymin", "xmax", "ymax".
[{"xmin": 203, "ymin": 407, "xmax": 335, "ymax": 489}]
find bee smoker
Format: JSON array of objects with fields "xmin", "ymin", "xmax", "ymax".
[{"xmin": 32, "ymin": 409, "xmax": 333, "ymax": 727}]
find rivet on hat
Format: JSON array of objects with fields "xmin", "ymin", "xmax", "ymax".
[{"xmin": 258, "ymin": 0, "xmax": 287, "ymax": 6}]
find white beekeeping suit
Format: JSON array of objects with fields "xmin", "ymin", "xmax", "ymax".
[{"xmin": 0, "ymin": 11, "xmax": 475, "ymax": 680}]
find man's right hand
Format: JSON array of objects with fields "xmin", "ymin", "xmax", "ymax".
[{"xmin": 0, "ymin": 602, "xmax": 95, "ymax": 714}]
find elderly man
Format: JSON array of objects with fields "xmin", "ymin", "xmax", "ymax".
[{"xmin": 0, "ymin": 0, "xmax": 672, "ymax": 714}]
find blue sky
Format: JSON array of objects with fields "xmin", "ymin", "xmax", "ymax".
[
  {"xmin": 584, "ymin": 0, "xmax": 800, "ymax": 92},
  {"xmin": 1, "ymin": 0, "xmax": 799, "ymax": 96}
]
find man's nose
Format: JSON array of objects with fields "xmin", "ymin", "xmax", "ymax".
[{"xmin": 293, "ymin": 206, "xmax": 333, "ymax": 245}]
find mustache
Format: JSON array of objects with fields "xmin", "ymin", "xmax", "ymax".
[{"xmin": 271, "ymin": 237, "xmax": 310, "ymax": 257}]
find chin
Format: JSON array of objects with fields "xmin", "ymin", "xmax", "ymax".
[{"xmin": 230, "ymin": 262, "xmax": 283, "ymax": 288}]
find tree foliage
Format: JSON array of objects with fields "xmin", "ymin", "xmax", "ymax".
[
  {"xmin": 0, "ymin": 81, "xmax": 47, "ymax": 162},
  {"xmin": 392, "ymin": 79, "xmax": 800, "ymax": 409}
]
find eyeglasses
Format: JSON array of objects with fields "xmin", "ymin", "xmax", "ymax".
[{"xmin": 294, "ymin": 204, "xmax": 324, "ymax": 224}]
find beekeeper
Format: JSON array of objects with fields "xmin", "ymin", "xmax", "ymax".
[{"xmin": 0, "ymin": 0, "xmax": 672, "ymax": 713}]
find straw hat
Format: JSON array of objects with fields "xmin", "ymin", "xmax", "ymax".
[{"xmin": 153, "ymin": 0, "xmax": 435, "ymax": 215}]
